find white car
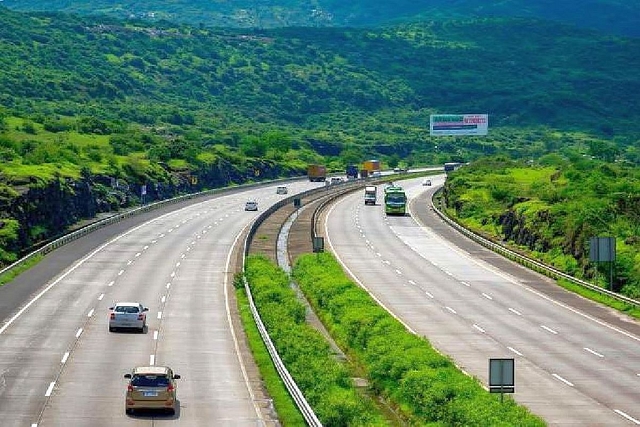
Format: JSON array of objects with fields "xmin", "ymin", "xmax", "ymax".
[
  {"xmin": 109, "ymin": 302, "xmax": 148, "ymax": 333},
  {"xmin": 245, "ymin": 200, "xmax": 258, "ymax": 211},
  {"xmin": 276, "ymin": 186, "xmax": 288, "ymax": 195},
  {"xmin": 330, "ymin": 177, "xmax": 343, "ymax": 185},
  {"xmin": 422, "ymin": 178, "xmax": 431, "ymax": 186}
]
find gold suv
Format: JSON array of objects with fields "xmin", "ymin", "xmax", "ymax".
[{"xmin": 124, "ymin": 366, "xmax": 181, "ymax": 415}]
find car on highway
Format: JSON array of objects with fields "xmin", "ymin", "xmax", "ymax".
[
  {"xmin": 124, "ymin": 366, "xmax": 181, "ymax": 415},
  {"xmin": 244, "ymin": 200, "xmax": 258, "ymax": 211},
  {"xmin": 330, "ymin": 177, "xmax": 343, "ymax": 185},
  {"xmin": 109, "ymin": 302, "xmax": 148, "ymax": 333},
  {"xmin": 422, "ymin": 178, "xmax": 431, "ymax": 186},
  {"xmin": 276, "ymin": 186, "xmax": 288, "ymax": 195}
]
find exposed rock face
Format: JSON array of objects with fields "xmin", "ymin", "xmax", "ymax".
[{"xmin": 1, "ymin": 159, "xmax": 302, "ymax": 262}]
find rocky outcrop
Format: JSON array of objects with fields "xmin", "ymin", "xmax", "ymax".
[{"xmin": 0, "ymin": 159, "xmax": 304, "ymax": 263}]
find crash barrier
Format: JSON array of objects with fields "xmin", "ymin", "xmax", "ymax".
[
  {"xmin": 241, "ymin": 178, "xmax": 366, "ymax": 427},
  {"xmin": 430, "ymin": 192, "xmax": 640, "ymax": 309},
  {"xmin": 0, "ymin": 177, "xmax": 300, "ymax": 279}
]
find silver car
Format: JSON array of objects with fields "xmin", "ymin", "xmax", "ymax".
[{"xmin": 109, "ymin": 302, "xmax": 148, "ymax": 333}]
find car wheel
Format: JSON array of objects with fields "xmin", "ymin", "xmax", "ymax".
[{"xmin": 109, "ymin": 326, "xmax": 114, "ymax": 332}]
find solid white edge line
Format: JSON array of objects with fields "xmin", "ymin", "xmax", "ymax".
[
  {"xmin": 409, "ymin": 197, "xmax": 640, "ymax": 344},
  {"xmin": 326, "ymin": 197, "xmax": 424, "ymax": 336},
  {"xmin": 225, "ymin": 220, "xmax": 263, "ymax": 419},
  {"xmin": 552, "ymin": 373, "xmax": 574, "ymax": 387},
  {"xmin": 44, "ymin": 382, "xmax": 55, "ymax": 397},
  {"xmin": 615, "ymin": 409, "xmax": 640, "ymax": 425}
]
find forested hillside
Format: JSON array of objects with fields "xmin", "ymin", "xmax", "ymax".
[
  {"xmin": 443, "ymin": 156, "xmax": 640, "ymax": 299},
  {"xmin": 3, "ymin": 0, "xmax": 639, "ymax": 37},
  {"xmin": 1, "ymin": 5, "xmax": 639, "ymax": 266}
]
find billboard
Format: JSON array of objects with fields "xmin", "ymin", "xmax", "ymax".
[{"xmin": 430, "ymin": 114, "xmax": 488, "ymax": 136}]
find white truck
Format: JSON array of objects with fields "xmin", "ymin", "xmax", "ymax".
[{"xmin": 364, "ymin": 186, "xmax": 377, "ymax": 205}]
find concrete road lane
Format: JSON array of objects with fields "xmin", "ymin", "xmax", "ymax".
[{"xmin": 324, "ymin": 175, "xmax": 640, "ymax": 426}]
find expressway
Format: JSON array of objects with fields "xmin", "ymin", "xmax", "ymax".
[
  {"xmin": 324, "ymin": 175, "xmax": 640, "ymax": 426},
  {"xmin": 0, "ymin": 179, "xmax": 319, "ymax": 427}
]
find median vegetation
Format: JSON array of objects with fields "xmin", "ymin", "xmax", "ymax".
[
  {"xmin": 241, "ymin": 251, "xmax": 548, "ymax": 425},
  {"xmin": 292, "ymin": 252, "xmax": 546, "ymax": 426},
  {"xmin": 242, "ymin": 255, "xmax": 388, "ymax": 426}
]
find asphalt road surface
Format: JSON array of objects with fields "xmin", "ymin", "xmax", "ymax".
[
  {"xmin": 324, "ymin": 175, "xmax": 640, "ymax": 426},
  {"xmin": 0, "ymin": 180, "xmax": 317, "ymax": 427}
]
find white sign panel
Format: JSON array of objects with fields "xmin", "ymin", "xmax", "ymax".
[{"xmin": 430, "ymin": 114, "xmax": 488, "ymax": 136}]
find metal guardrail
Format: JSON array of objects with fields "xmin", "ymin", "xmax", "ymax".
[
  {"xmin": 430, "ymin": 193, "xmax": 640, "ymax": 309},
  {"xmin": 0, "ymin": 177, "xmax": 301, "ymax": 279},
  {"xmin": 241, "ymin": 179, "xmax": 367, "ymax": 427}
]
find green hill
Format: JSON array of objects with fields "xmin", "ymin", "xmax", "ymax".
[
  {"xmin": 2, "ymin": 0, "xmax": 638, "ymax": 37},
  {"xmin": 1, "ymin": 6, "xmax": 639, "ymax": 264}
]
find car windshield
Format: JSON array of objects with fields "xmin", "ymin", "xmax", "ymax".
[
  {"xmin": 131, "ymin": 374, "xmax": 170, "ymax": 387},
  {"xmin": 115, "ymin": 305, "xmax": 139, "ymax": 313}
]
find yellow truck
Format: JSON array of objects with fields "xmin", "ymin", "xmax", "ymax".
[{"xmin": 307, "ymin": 164, "xmax": 327, "ymax": 182}]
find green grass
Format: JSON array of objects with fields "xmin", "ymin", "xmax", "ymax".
[
  {"xmin": 0, "ymin": 254, "xmax": 43, "ymax": 286},
  {"xmin": 234, "ymin": 280, "xmax": 307, "ymax": 426}
]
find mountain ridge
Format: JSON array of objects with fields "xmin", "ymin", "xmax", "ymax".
[{"xmin": 2, "ymin": 0, "xmax": 639, "ymax": 37}]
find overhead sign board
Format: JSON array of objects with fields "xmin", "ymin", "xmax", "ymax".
[{"xmin": 430, "ymin": 114, "xmax": 488, "ymax": 136}]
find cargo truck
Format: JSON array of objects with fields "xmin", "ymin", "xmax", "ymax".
[
  {"xmin": 364, "ymin": 186, "xmax": 377, "ymax": 205},
  {"xmin": 346, "ymin": 164, "xmax": 358, "ymax": 180},
  {"xmin": 362, "ymin": 160, "xmax": 381, "ymax": 174},
  {"xmin": 307, "ymin": 164, "xmax": 327, "ymax": 182}
]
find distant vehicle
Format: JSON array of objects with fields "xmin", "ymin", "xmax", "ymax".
[
  {"xmin": 364, "ymin": 186, "xmax": 377, "ymax": 205},
  {"xmin": 245, "ymin": 200, "xmax": 258, "ymax": 211},
  {"xmin": 422, "ymin": 178, "xmax": 431, "ymax": 186},
  {"xmin": 346, "ymin": 164, "xmax": 358, "ymax": 180},
  {"xmin": 393, "ymin": 167, "xmax": 401, "ymax": 173},
  {"xmin": 124, "ymin": 366, "xmax": 181, "ymax": 415},
  {"xmin": 362, "ymin": 159, "xmax": 381, "ymax": 175},
  {"xmin": 109, "ymin": 302, "xmax": 148, "ymax": 333},
  {"xmin": 330, "ymin": 177, "xmax": 343, "ymax": 185},
  {"xmin": 384, "ymin": 186, "xmax": 407, "ymax": 215},
  {"xmin": 444, "ymin": 162, "xmax": 463, "ymax": 173},
  {"xmin": 307, "ymin": 164, "xmax": 327, "ymax": 182},
  {"xmin": 276, "ymin": 186, "xmax": 288, "ymax": 194},
  {"xmin": 370, "ymin": 171, "xmax": 382, "ymax": 178}
]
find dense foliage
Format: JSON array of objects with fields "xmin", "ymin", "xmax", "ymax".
[
  {"xmin": 443, "ymin": 156, "xmax": 640, "ymax": 297},
  {"xmin": 3, "ymin": 0, "xmax": 639, "ymax": 37},
  {"xmin": 1, "ymin": 6, "xmax": 639, "ymax": 264},
  {"xmin": 244, "ymin": 255, "xmax": 388, "ymax": 426},
  {"xmin": 293, "ymin": 252, "xmax": 546, "ymax": 426},
  {"xmin": 1, "ymin": 7, "xmax": 639, "ymax": 164}
]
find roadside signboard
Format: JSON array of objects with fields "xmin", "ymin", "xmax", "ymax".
[
  {"xmin": 489, "ymin": 358, "xmax": 515, "ymax": 395},
  {"xmin": 430, "ymin": 114, "xmax": 489, "ymax": 136}
]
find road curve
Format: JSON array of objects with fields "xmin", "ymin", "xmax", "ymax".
[
  {"xmin": 0, "ymin": 180, "xmax": 316, "ymax": 427},
  {"xmin": 323, "ymin": 175, "xmax": 640, "ymax": 426}
]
